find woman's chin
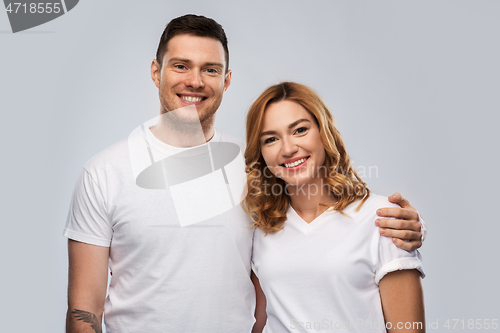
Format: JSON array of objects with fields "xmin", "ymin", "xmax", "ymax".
[{"xmin": 283, "ymin": 176, "xmax": 316, "ymax": 188}]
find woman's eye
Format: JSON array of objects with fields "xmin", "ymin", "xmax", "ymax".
[
  {"xmin": 295, "ymin": 127, "xmax": 307, "ymax": 134},
  {"xmin": 264, "ymin": 137, "xmax": 276, "ymax": 144}
]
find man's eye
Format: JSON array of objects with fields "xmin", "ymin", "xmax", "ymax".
[
  {"xmin": 264, "ymin": 137, "xmax": 276, "ymax": 144},
  {"xmin": 206, "ymin": 68, "xmax": 219, "ymax": 74},
  {"xmin": 175, "ymin": 65, "xmax": 187, "ymax": 70},
  {"xmin": 295, "ymin": 127, "xmax": 307, "ymax": 134}
]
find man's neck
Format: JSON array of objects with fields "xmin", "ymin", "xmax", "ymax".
[{"xmin": 150, "ymin": 115, "xmax": 215, "ymax": 148}]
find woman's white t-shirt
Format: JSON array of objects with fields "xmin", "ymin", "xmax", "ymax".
[{"xmin": 252, "ymin": 194, "xmax": 424, "ymax": 333}]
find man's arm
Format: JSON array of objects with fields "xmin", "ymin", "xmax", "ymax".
[
  {"xmin": 66, "ymin": 239, "xmax": 109, "ymax": 333},
  {"xmin": 379, "ymin": 269, "xmax": 425, "ymax": 332},
  {"xmin": 251, "ymin": 270, "xmax": 267, "ymax": 333},
  {"xmin": 376, "ymin": 193, "xmax": 425, "ymax": 251}
]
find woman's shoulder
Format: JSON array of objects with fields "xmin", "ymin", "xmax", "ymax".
[
  {"xmin": 345, "ymin": 193, "xmax": 399, "ymax": 220},
  {"xmin": 363, "ymin": 193, "xmax": 399, "ymax": 210}
]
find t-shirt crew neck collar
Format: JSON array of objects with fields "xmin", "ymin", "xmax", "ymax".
[{"xmin": 146, "ymin": 126, "xmax": 221, "ymax": 156}]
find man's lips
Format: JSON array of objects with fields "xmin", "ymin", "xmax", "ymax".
[{"xmin": 281, "ymin": 157, "xmax": 309, "ymax": 169}]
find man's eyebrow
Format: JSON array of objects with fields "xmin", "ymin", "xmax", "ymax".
[
  {"xmin": 204, "ymin": 62, "xmax": 224, "ymax": 68},
  {"xmin": 260, "ymin": 119, "xmax": 311, "ymax": 138},
  {"xmin": 167, "ymin": 58, "xmax": 223, "ymax": 68},
  {"xmin": 167, "ymin": 57, "xmax": 191, "ymax": 64}
]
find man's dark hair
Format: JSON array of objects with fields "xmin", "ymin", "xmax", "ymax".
[{"xmin": 156, "ymin": 14, "xmax": 229, "ymax": 72}]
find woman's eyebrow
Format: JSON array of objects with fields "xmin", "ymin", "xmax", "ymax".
[
  {"xmin": 288, "ymin": 118, "xmax": 310, "ymax": 129},
  {"xmin": 260, "ymin": 130, "xmax": 277, "ymax": 138},
  {"xmin": 260, "ymin": 119, "xmax": 310, "ymax": 138}
]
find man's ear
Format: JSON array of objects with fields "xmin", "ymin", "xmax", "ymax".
[
  {"xmin": 151, "ymin": 59, "xmax": 161, "ymax": 88},
  {"xmin": 223, "ymin": 69, "xmax": 232, "ymax": 92}
]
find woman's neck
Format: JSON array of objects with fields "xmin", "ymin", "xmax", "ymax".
[{"xmin": 287, "ymin": 180, "xmax": 337, "ymax": 223}]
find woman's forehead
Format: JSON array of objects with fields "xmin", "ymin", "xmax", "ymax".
[{"xmin": 262, "ymin": 101, "xmax": 314, "ymax": 130}]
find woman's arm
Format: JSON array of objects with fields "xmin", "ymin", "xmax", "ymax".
[
  {"xmin": 379, "ymin": 269, "xmax": 425, "ymax": 332},
  {"xmin": 251, "ymin": 270, "xmax": 267, "ymax": 333}
]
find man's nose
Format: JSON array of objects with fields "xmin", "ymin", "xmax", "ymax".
[{"xmin": 185, "ymin": 70, "xmax": 204, "ymax": 89}]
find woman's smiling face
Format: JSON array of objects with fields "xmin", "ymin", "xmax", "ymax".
[{"xmin": 259, "ymin": 100, "xmax": 326, "ymax": 187}]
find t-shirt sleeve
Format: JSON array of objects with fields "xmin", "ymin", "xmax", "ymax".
[
  {"xmin": 63, "ymin": 168, "xmax": 112, "ymax": 247},
  {"xmin": 374, "ymin": 232, "xmax": 425, "ymax": 285},
  {"xmin": 419, "ymin": 215, "xmax": 427, "ymax": 241}
]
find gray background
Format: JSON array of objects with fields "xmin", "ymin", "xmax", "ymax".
[{"xmin": 1, "ymin": 0, "xmax": 499, "ymax": 332}]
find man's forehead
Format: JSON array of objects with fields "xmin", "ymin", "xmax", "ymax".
[
  {"xmin": 165, "ymin": 34, "xmax": 224, "ymax": 54},
  {"xmin": 163, "ymin": 34, "xmax": 226, "ymax": 66}
]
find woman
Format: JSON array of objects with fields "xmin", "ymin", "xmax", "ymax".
[{"xmin": 244, "ymin": 82, "xmax": 425, "ymax": 332}]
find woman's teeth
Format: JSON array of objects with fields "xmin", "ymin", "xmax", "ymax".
[{"xmin": 284, "ymin": 158, "xmax": 307, "ymax": 168}]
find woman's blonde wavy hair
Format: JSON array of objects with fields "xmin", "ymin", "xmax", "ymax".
[{"xmin": 243, "ymin": 82, "xmax": 370, "ymax": 234}]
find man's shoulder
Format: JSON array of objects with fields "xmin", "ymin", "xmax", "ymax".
[
  {"xmin": 216, "ymin": 129, "xmax": 245, "ymax": 152},
  {"xmin": 83, "ymin": 138, "xmax": 130, "ymax": 173}
]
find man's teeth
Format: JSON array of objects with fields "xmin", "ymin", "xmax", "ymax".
[
  {"xmin": 284, "ymin": 158, "xmax": 307, "ymax": 168},
  {"xmin": 181, "ymin": 95, "xmax": 203, "ymax": 102}
]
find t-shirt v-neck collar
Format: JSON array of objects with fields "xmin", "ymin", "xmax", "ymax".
[{"xmin": 287, "ymin": 205, "xmax": 337, "ymax": 235}]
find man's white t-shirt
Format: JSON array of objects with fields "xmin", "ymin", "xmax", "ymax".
[
  {"xmin": 252, "ymin": 194, "xmax": 425, "ymax": 333},
  {"xmin": 64, "ymin": 124, "xmax": 255, "ymax": 332}
]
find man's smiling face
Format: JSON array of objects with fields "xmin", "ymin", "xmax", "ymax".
[{"xmin": 152, "ymin": 34, "xmax": 231, "ymax": 128}]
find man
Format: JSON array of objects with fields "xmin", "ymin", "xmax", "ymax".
[{"xmin": 65, "ymin": 14, "xmax": 425, "ymax": 333}]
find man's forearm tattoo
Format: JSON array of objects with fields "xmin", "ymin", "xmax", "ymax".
[{"xmin": 71, "ymin": 309, "xmax": 102, "ymax": 333}]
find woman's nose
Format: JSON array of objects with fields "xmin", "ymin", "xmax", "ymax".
[{"xmin": 280, "ymin": 137, "xmax": 298, "ymax": 157}]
